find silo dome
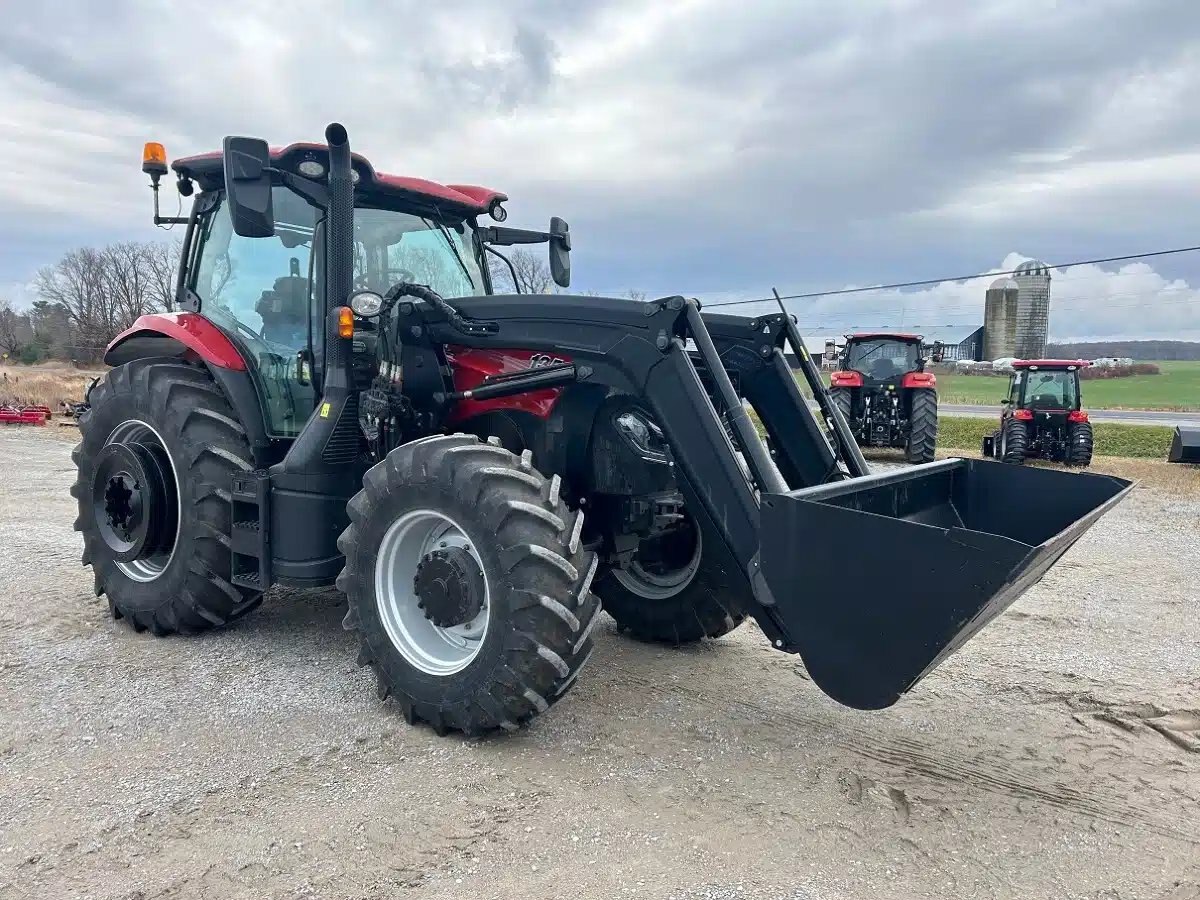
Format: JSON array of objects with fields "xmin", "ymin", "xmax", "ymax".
[
  {"xmin": 1013, "ymin": 260, "xmax": 1050, "ymax": 278},
  {"xmin": 989, "ymin": 277, "xmax": 1019, "ymax": 291}
]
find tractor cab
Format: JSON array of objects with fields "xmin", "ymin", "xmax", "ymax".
[
  {"xmin": 836, "ymin": 332, "xmax": 926, "ymax": 384},
  {"xmin": 1006, "ymin": 360, "xmax": 1086, "ymax": 415},
  {"xmin": 133, "ymin": 139, "xmax": 571, "ymax": 439}
]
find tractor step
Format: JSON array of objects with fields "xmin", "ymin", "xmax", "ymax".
[
  {"xmin": 757, "ymin": 458, "xmax": 1133, "ymax": 710},
  {"xmin": 230, "ymin": 470, "xmax": 271, "ymax": 591}
]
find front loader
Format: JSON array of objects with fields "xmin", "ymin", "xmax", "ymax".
[{"xmin": 73, "ymin": 125, "xmax": 1132, "ymax": 735}]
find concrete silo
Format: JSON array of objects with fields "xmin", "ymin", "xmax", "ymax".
[
  {"xmin": 983, "ymin": 277, "xmax": 1020, "ymax": 360},
  {"xmin": 1012, "ymin": 259, "xmax": 1051, "ymax": 359}
]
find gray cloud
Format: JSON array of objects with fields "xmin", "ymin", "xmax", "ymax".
[{"xmin": 0, "ymin": 0, "xmax": 1197, "ymax": 340}]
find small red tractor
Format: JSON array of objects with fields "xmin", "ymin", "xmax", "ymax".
[
  {"xmin": 828, "ymin": 332, "xmax": 938, "ymax": 463},
  {"xmin": 70, "ymin": 124, "xmax": 1132, "ymax": 736},
  {"xmin": 982, "ymin": 360, "xmax": 1094, "ymax": 466}
]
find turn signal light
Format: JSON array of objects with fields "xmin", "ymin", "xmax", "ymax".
[
  {"xmin": 1013, "ymin": 408, "xmax": 1034, "ymax": 421},
  {"xmin": 337, "ymin": 306, "xmax": 355, "ymax": 339},
  {"xmin": 1068, "ymin": 410, "xmax": 1089, "ymax": 423},
  {"xmin": 142, "ymin": 141, "xmax": 168, "ymax": 176}
]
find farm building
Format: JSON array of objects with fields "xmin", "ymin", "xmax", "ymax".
[{"xmin": 918, "ymin": 325, "xmax": 984, "ymax": 362}]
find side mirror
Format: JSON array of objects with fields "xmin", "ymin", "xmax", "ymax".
[
  {"xmin": 222, "ymin": 136, "xmax": 274, "ymax": 237},
  {"xmin": 549, "ymin": 216, "xmax": 571, "ymax": 288}
]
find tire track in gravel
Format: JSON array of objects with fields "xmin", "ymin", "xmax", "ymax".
[{"xmin": 605, "ymin": 663, "xmax": 1199, "ymax": 844}]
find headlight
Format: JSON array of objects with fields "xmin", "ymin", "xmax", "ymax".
[
  {"xmin": 349, "ymin": 290, "xmax": 384, "ymax": 318},
  {"xmin": 614, "ymin": 409, "xmax": 668, "ymax": 458},
  {"xmin": 297, "ymin": 159, "xmax": 325, "ymax": 178}
]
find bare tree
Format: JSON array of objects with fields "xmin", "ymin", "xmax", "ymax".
[
  {"xmin": 0, "ymin": 299, "xmax": 27, "ymax": 357},
  {"xmin": 32, "ymin": 239, "xmax": 181, "ymax": 362},
  {"xmin": 34, "ymin": 247, "xmax": 112, "ymax": 360},
  {"xmin": 140, "ymin": 240, "xmax": 182, "ymax": 312},
  {"xmin": 488, "ymin": 248, "xmax": 552, "ymax": 294}
]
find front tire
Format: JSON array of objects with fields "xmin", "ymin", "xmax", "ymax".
[
  {"xmin": 906, "ymin": 388, "xmax": 938, "ymax": 464},
  {"xmin": 336, "ymin": 435, "xmax": 602, "ymax": 736},
  {"xmin": 595, "ymin": 518, "xmax": 747, "ymax": 644},
  {"xmin": 71, "ymin": 359, "xmax": 262, "ymax": 634}
]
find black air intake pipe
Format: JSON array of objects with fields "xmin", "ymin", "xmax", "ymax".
[{"xmin": 324, "ymin": 123, "xmax": 353, "ymax": 345}]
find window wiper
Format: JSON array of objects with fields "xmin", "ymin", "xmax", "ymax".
[{"xmin": 423, "ymin": 213, "xmax": 474, "ymax": 287}]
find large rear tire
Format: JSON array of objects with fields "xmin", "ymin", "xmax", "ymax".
[
  {"xmin": 595, "ymin": 518, "xmax": 747, "ymax": 644},
  {"xmin": 1000, "ymin": 419, "xmax": 1029, "ymax": 465},
  {"xmin": 336, "ymin": 435, "xmax": 602, "ymax": 736},
  {"xmin": 1067, "ymin": 421, "xmax": 1094, "ymax": 467},
  {"xmin": 905, "ymin": 388, "xmax": 938, "ymax": 464},
  {"xmin": 830, "ymin": 388, "xmax": 854, "ymax": 431},
  {"xmin": 71, "ymin": 359, "xmax": 262, "ymax": 634}
]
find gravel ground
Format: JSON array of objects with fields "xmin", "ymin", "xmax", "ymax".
[{"xmin": 1, "ymin": 427, "xmax": 1198, "ymax": 900}]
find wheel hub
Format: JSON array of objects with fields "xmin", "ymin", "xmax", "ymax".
[
  {"xmin": 91, "ymin": 441, "xmax": 176, "ymax": 563},
  {"xmin": 413, "ymin": 546, "xmax": 486, "ymax": 628}
]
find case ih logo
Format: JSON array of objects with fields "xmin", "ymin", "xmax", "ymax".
[{"xmin": 528, "ymin": 353, "xmax": 566, "ymax": 369}]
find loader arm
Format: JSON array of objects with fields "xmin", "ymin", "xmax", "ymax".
[{"xmin": 413, "ymin": 293, "xmax": 1132, "ymax": 709}]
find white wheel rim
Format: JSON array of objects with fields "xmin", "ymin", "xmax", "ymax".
[
  {"xmin": 105, "ymin": 419, "xmax": 180, "ymax": 583},
  {"xmin": 612, "ymin": 525, "xmax": 703, "ymax": 600},
  {"xmin": 374, "ymin": 509, "xmax": 490, "ymax": 676}
]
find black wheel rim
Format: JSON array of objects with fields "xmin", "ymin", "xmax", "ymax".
[{"xmin": 95, "ymin": 421, "xmax": 180, "ymax": 582}]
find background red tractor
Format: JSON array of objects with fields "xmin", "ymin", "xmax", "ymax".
[
  {"xmin": 828, "ymin": 332, "xmax": 938, "ymax": 463},
  {"xmin": 982, "ymin": 360, "xmax": 1094, "ymax": 466}
]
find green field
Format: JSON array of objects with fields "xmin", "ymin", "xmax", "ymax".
[
  {"xmin": 937, "ymin": 416, "xmax": 1173, "ymax": 459},
  {"xmin": 933, "ymin": 360, "xmax": 1200, "ymax": 411}
]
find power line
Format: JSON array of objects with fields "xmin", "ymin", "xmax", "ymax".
[{"xmin": 705, "ymin": 245, "xmax": 1200, "ymax": 310}]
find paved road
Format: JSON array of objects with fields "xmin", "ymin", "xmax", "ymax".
[{"xmin": 942, "ymin": 403, "xmax": 1200, "ymax": 427}]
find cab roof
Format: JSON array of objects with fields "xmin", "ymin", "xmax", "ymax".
[
  {"xmin": 846, "ymin": 332, "xmax": 923, "ymax": 342},
  {"xmin": 1013, "ymin": 359, "xmax": 1091, "ymax": 369},
  {"xmin": 171, "ymin": 142, "xmax": 507, "ymax": 217}
]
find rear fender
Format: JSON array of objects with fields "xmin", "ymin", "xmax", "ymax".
[
  {"xmin": 105, "ymin": 312, "xmax": 247, "ymax": 371},
  {"xmin": 901, "ymin": 372, "xmax": 937, "ymax": 389},
  {"xmin": 103, "ymin": 313, "xmax": 275, "ymax": 465}
]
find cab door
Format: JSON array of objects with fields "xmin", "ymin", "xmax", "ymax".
[{"xmin": 190, "ymin": 187, "xmax": 321, "ymax": 437}]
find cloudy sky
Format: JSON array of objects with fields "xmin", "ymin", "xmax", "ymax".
[{"xmin": 1, "ymin": 0, "xmax": 1198, "ymax": 340}]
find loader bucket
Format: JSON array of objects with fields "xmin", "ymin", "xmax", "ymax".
[{"xmin": 758, "ymin": 459, "xmax": 1132, "ymax": 710}]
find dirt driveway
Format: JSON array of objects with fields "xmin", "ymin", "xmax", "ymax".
[{"xmin": 1, "ymin": 428, "xmax": 1197, "ymax": 899}]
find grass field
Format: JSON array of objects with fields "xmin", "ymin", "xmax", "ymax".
[
  {"xmin": 0, "ymin": 363, "xmax": 100, "ymax": 409},
  {"xmin": 933, "ymin": 360, "xmax": 1200, "ymax": 411},
  {"xmin": 937, "ymin": 415, "xmax": 1174, "ymax": 459}
]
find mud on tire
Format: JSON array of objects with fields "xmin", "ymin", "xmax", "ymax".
[
  {"xmin": 336, "ymin": 434, "xmax": 602, "ymax": 736},
  {"xmin": 71, "ymin": 359, "xmax": 262, "ymax": 635}
]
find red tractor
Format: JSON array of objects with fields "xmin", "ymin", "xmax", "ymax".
[
  {"xmin": 828, "ymin": 332, "xmax": 938, "ymax": 463},
  {"xmin": 68, "ymin": 125, "xmax": 1131, "ymax": 736},
  {"xmin": 982, "ymin": 360, "xmax": 1094, "ymax": 466}
]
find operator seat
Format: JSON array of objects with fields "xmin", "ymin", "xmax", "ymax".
[
  {"xmin": 256, "ymin": 274, "xmax": 309, "ymax": 349},
  {"xmin": 870, "ymin": 358, "xmax": 896, "ymax": 379}
]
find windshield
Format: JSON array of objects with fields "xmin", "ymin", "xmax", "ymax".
[
  {"xmin": 1023, "ymin": 370, "xmax": 1079, "ymax": 409},
  {"xmin": 845, "ymin": 339, "xmax": 920, "ymax": 379},
  {"xmin": 352, "ymin": 207, "xmax": 486, "ymax": 299}
]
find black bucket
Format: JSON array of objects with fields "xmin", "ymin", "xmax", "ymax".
[
  {"xmin": 1168, "ymin": 426, "xmax": 1200, "ymax": 464},
  {"xmin": 758, "ymin": 458, "xmax": 1133, "ymax": 710}
]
